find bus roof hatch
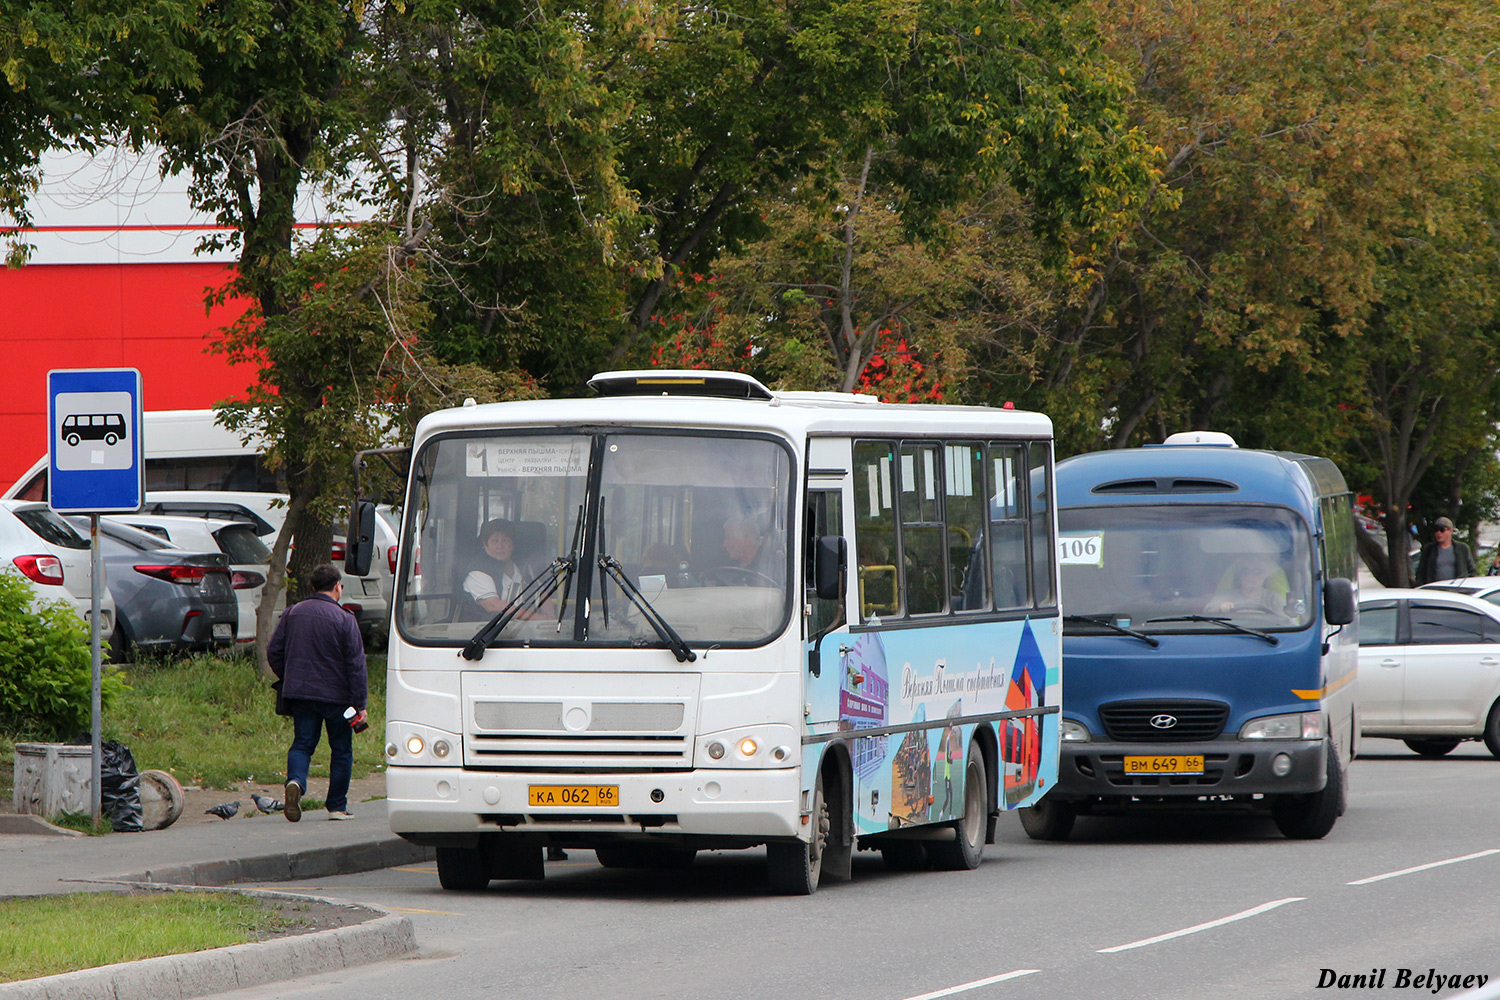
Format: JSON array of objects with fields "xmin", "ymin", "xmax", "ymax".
[{"xmin": 587, "ymin": 369, "xmax": 775, "ymax": 400}]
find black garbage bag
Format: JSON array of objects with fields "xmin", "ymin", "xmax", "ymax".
[{"xmin": 68, "ymin": 736, "xmax": 144, "ymax": 832}]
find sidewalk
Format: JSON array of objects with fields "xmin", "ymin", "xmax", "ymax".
[{"xmin": 0, "ymin": 797, "xmax": 429, "ymax": 896}]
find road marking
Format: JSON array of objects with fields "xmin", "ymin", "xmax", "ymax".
[
  {"xmin": 1348, "ymin": 849, "xmax": 1500, "ymax": 886},
  {"xmin": 386, "ymin": 905, "xmax": 464, "ymax": 915},
  {"xmin": 897, "ymin": 970, "xmax": 1040, "ymax": 1000},
  {"xmin": 1098, "ymin": 898, "xmax": 1305, "ymax": 954},
  {"xmin": 395, "ymin": 866, "xmax": 438, "ymax": 874}
]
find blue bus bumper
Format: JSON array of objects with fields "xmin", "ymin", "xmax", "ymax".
[{"xmin": 1052, "ymin": 738, "xmax": 1327, "ymax": 801}]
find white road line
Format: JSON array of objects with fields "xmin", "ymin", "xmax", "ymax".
[
  {"xmin": 1347, "ymin": 848, "xmax": 1500, "ymax": 886},
  {"xmin": 897, "ymin": 970, "xmax": 1041, "ymax": 1000},
  {"xmin": 1098, "ymin": 897, "xmax": 1306, "ymax": 954}
]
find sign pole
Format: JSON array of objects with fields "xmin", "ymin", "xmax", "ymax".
[{"xmin": 90, "ymin": 513, "xmax": 103, "ymax": 827}]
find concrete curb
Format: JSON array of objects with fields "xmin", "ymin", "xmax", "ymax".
[
  {"xmin": 100, "ymin": 837, "xmax": 434, "ymax": 888},
  {"xmin": 0, "ymin": 886, "xmax": 417, "ymax": 1000},
  {"xmin": 0, "ymin": 815, "xmax": 82, "ymax": 837}
]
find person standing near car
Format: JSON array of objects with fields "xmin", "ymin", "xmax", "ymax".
[
  {"xmin": 269, "ymin": 563, "xmax": 367, "ymax": 821},
  {"xmin": 1416, "ymin": 516, "xmax": 1476, "ymax": 584}
]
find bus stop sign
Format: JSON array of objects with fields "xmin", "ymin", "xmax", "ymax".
[{"xmin": 48, "ymin": 368, "xmax": 144, "ymax": 514}]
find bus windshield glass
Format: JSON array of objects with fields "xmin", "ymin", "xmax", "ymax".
[
  {"xmin": 1058, "ymin": 504, "xmax": 1314, "ymax": 633},
  {"xmin": 397, "ymin": 431, "xmax": 793, "ymax": 648}
]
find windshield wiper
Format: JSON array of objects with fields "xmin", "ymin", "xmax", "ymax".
[
  {"xmin": 1145, "ymin": 615, "xmax": 1279, "ymax": 645},
  {"xmin": 1063, "ymin": 615, "xmax": 1160, "ymax": 647},
  {"xmin": 598, "ymin": 555, "xmax": 697, "ymax": 662},
  {"xmin": 461, "ymin": 557, "xmax": 571, "ymax": 661},
  {"xmin": 552, "ymin": 505, "xmax": 585, "ymax": 633}
]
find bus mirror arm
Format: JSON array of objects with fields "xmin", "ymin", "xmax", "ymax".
[
  {"xmin": 1323, "ymin": 577, "xmax": 1356, "ymax": 627},
  {"xmin": 815, "ymin": 535, "xmax": 846, "ymax": 601}
]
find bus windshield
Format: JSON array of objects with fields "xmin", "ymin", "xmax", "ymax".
[
  {"xmin": 1058, "ymin": 504, "xmax": 1314, "ymax": 633},
  {"xmin": 397, "ymin": 430, "xmax": 793, "ymax": 648}
]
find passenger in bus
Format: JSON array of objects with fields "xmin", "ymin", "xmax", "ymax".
[
  {"xmin": 463, "ymin": 519, "xmax": 548, "ymax": 617},
  {"xmin": 1204, "ymin": 554, "xmax": 1289, "ymax": 616}
]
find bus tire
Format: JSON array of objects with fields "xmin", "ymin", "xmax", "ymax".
[
  {"xmin": 1272, "ymin": 744, "xmax": 1342, "ymax": 840},
  {"xmin": 1018, "ymin": 796, "xmax": 1076, "ymax": 842},
  {"xmin": 878, "ymin": 840, "xmax": 928, "ymax": 871},
  {"xmin": 767, "ymin": 770, "xmax": 827, "ymax": 895},
  {"xmin": 928, "ymin": 751, "xmax": 986, "ymax": 871},
  {"xmin": 436, "ymin": 846, "xmax": 491, "ymax": 890},
  {"xmin": 1484, "ymin": 701, "xmax": 1500, "ymax": 759},
  {"xmin": 1403, "ymin": 738, "xmax": 1461, "ymax": 757}
]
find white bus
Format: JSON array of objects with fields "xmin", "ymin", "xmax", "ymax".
[{"xmin": 370, "ymin": 370, "xmax": 1062, "ymax": 894}]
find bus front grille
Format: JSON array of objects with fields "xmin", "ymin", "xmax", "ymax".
[
  {"xmin": 467, "ymin": 699, "xmax": 692, "ymax": 769},
  {"xmin": 1098, "ymin": 700, "xmax": 1229, "ymax": 742}
]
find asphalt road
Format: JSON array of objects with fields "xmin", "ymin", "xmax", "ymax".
[{"xmin": 230, "ymin": 740, "xmax": 1500, "ymax": 1000}]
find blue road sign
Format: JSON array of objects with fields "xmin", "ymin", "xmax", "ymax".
[{"xmin": 48, "ymin": 368, "xmax": 144, "ymax": 514}]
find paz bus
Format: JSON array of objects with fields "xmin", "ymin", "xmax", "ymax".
[
  {"xmin": 355, "ymin": 370, "xmax": 1062, "ymax": 894},
  {"xmin": 1019, "ymin": 432, "xmax": 1358, "ymax": 841}
]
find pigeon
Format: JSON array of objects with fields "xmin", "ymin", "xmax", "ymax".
[
  {"xmin": 205, "ymin": 800, "xmax": 240, "ymax": 820},
  {"xmin": 251, "ymin": 792, "xmax": 284, "ymax": 814}
]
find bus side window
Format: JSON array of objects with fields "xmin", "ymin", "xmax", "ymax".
[
  {"xmin": 1029, "ymin": 442, "xmax": 1056, "ymax": 607},
  {"xmin": 805, "ymin": 489, "xmax": 845, "ymax": 636},
  {"xmin": 900, "ymin": 442, "xmax": 946, "ymax": 615},
  {"xmin": 989, "ymin": 444, "xmax": 1028, "ymax": 609},
  {"xmin": 946, "ymin": 443, "xmax": 986, "ymax": 612},
  {"xmin": 854, "ymin": 440, "xmax": 900, "ymax": 619}
]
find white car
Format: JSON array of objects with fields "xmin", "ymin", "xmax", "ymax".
[
  {"xmin": 0, "ymin": 500, "xmax": 115, "ymax": 638},
  {"xmin": 1358, "ymin": 588, "xmax": 1500, "ymax": 758},
  {"xmin": 138, "ymin": 490, "xmax": 388, "ymax": 642},
  {"xmin": 104, "ymin": 513, "xmax": 279, "ymax": 647},
  {"xmin": 1419, "ymin": 577, "xmax": 1500, "ymax": 608}
]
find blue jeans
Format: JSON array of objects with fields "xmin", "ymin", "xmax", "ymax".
[{"xmin": 286, "ymin": 699, "xmax": 353, "ymax": 813}]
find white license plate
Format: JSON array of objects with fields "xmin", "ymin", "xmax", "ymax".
[{"xmin": 212, "ymin": 623, "xmax": 233, "ymax": 639}]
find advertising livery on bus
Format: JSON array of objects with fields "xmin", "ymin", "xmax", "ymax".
[
  {"xmin": 359, "ymin": 370, "xmax": 1062, "ymax": 894},
  {"xmin": 1020, "ymin": 432, "xmax": 1358, "ymax": 841}
]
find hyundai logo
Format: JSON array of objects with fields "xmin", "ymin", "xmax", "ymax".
[{"xmin": 1150, "ymin": 714, "xmax": 1179, "ymax": 729}]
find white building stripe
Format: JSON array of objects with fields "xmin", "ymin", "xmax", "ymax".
[
  {"xmin": 899, "ymin": 970, "xmax": 1042, "ymax": 1000},
  {"xmin": 1098, "ymin": 897, "xmax": 1306, "ymax": 954},
  {"xmin": 1347, "ymin": 848, "xmax": 1500, "ymax": 886}
]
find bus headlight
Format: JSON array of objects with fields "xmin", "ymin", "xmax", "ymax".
[
  {"xmin": 1060, "ymin": 719, "xmax": 1091, "ymax": 742},
  {"xmin": 697, "ymin": 725, "xmax": 797, "ymax": 768},
  {"xmin": 737, "ymin": 737, "xmax": 759, "ymax": 758},
  {"xmin": 432, "ymin": 740, "xmax": 451, "ymax": 758},
  {"xmin": 1239, "ymin": 712, "xmax": 1324, "ymax": 740},
  {"xmin": 406, "ymin": 735, "xmax": 425, "ymax": 755}
]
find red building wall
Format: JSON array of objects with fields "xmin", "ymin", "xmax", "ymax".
[{"xmin": 0, "ymin": 262, "xmax": 252, "ymax": 491}]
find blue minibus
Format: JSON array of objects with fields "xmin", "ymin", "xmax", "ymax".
[{"xmin": 1021, "ymin": 433, "xmax": 1357, "ymax": 840}]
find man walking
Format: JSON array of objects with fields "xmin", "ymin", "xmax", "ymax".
[
  {"xmin": 269, "ymin": 563, "xmax": 368, "ymax": 822},
  {"xmin": 1415, "ymin": 516, "xmax": 1476, "ymax": 585}
]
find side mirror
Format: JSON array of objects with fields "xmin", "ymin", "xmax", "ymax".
[
  {"xmin": 345, "ymin": 501, "xmax": 377, "ymax": 577},
  {"xmin": 815, "ymin": 535, "xmax": 846, "ymax": 601},
  {"xmin": 1324, "ymin": 577, "xmax": 1356, "ymax": 626}
]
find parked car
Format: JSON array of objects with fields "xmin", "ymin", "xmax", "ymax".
[
  {"xmin": 104, "ymin": 514, "xmax": 277, "ymax": 647},
  {"xmin": 0, "ymin": 499, "xmax": 115, "ymax": 637},
  {"xmin": 1419, "ymin": 577, "xmax": 1500, "ymax": 608},
  {"xmin": 66, "ymin": 518, "xmax": 238, "ymax": 659},
  {"xmin": 1358, "ymin": 588, "xmax": 1500, "ymax": 758},
  {"xmin": 138, "ymin": 490, "xmax": 388, "ymax": 642}
]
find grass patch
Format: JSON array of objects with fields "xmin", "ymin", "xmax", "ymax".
[
  {"xmin": 0, "ymin": 892, "xmax": 289, "ymax": 983},
  {"xmin": 46, "ymin": 812, "xmax": 113, "ymax": 836},
  {"xmin": 0, "ymin": 735, "xmax": 12, "ymax": 804},
  {"xmin": 97, "ymin": 653, "xmax": 387, "ymax": 790}
]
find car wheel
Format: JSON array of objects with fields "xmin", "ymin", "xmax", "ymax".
[
  {"xmin": 108, "ymin": 624, "xmax": 132, "ymax": 664},
  {"xmin": 1019, "ymin": 795, "xmax": 1077, "ymax": 841},
  {"xmin": 1403, "ymin": 738, "xmax": 1461, "ymax": 757},
  {"xmin": 1485, "ymin": 701, "xmax": 1500, "ymax": 760},
  {"xmin": 1272, "ymin": 743, "xmax": 1342, "ymax": 839}
]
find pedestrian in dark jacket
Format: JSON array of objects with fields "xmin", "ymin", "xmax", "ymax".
[
  {"xmin": 1415, "ymin": 517, "xmax": 1476, "ymax": 584},
  {"xmin": 268, "ymin": 563, "xmax": 367, "ymax": 822}
]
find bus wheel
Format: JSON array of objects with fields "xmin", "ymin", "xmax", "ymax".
[
  {"xmin": 767, "ymin": 771, "xmax": 827, "ymax": 895},
  {"xmin": 928, "ymin": 751, "xmax": 987, "ymax": 870},
  {"xmin": 1403, "ymin": 738, "xmax": 1461, "ymax": 757},
  {"xmin": 878, "ymin": 840, "xmax": 928, "ymax": 871},
  {"xmin": 66, "ymin": 433, "xmax": 80, "ymax": 446},
  {"xmin": 436, "ymin": 846, "xmax": 491, "ymax": 890},
  {"xmin": 1272, "ymin": 745, "xmax": 1342, "ymax": 840},
  {"xmin": 1018, "ymin": 796, "xmax": 1076, "ymax": 842}
]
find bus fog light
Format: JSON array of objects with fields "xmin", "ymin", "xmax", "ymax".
[
  {"xmin": 738, "ymin": 737, "xmax": 758, "ymax": 758},
  {"xmin": 1272, "ymin": 753, "xmax": 1293, "ymax": 777},
  {"xmin": 386, "ymin": 743, "xmax": 398, "ymax": 758},
  {"xmin": 650, "ymin": 788, "xmax": 665, "ymax": 803},
  {"xmin": 771, "ymin": 745, "xmax": 790, "ymax": 762},
  {"xmin": 432, "ymin": 740, "xmax": 451, "ymax": 758},
  {"xmin": 1060, "ymin": 719, "xmax": 1091, "ymax": 742},
  {"xmin": 707, "ymin": 741, "xmax": 725, "ymax": 759},
  {"xmin": 406, "ymin": 735, "xmax": 425, "ymax": 755}
]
